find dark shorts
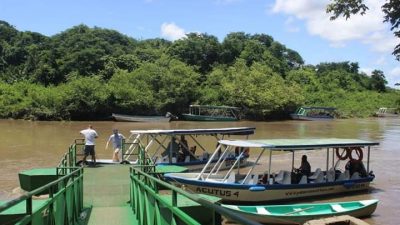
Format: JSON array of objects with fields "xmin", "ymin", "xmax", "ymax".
[{"xmin": 84, "ymin": 145, "xmax": 95, "ymax": 156}]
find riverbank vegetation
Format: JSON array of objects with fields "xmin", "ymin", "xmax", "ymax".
[{"xmin": 0, "ymin": 20, "xmax": 399, "ymax": 120}]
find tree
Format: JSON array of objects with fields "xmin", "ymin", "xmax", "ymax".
[
  {"xmin": 168, "ymin": 33, "xmax": 220, "ymax": 74},
  {"xmin": 239, "ymin": 39, "xmax": 267, "ymax": 66},
  {"xmin": 327, "ymin": 0, "xmax": 400, "ymax": 59},
  {"xmin": 370, "ymin": 70, "xmax": 387, "ymax": 92},
  {"xmin": 220, "ymin": 32, "xmax": 249, "ymax": 65}
]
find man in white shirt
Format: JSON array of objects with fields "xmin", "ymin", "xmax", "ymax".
[
  {"xmin": 80, "ymin": 125, "xmax": 98, "ymax": 166},
  {"xmin": 105, "ymin": 129, "xmax": 125, "ymax": 162}
]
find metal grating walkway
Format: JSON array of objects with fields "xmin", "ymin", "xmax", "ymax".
[{"xmin": 83, "ymin": 165, "xmax": 137, "ymax": 225}]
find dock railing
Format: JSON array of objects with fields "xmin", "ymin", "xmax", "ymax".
[
  {"xmin": 62, "ymin": 139, "xmax": 141, "ymax": 166},
  {"xmin": 0, "ymin": 167, "xmax": 84, "ymax": 225},
  {"xmin": 130, "ymin": 165, "xmax": 261, "ymax": 225}
]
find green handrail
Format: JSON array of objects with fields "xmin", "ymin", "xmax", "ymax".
[
  {"xmin": 130, "ymin": 166, "xmax": 261, "ymax": 225},
  {"xmin": 0, "ymin": 167, "xmax": 84, "ymax": 225}
]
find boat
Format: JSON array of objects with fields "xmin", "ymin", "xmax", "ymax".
[
  {"xmin": 181, "ymin": 105, "xmax": 241, "ymax": 121},
  {"xmin": 374, "ymin": 107, "xmax": 399, "ymax": 117},
  {"xmin": 164, "ymin": 138, "xmax": 379, "ymax": 203},
  {"xmin": 290, "ymin": 107, "xmax": 336, "ymax": 121},
  {"xmin": 112, "ymin": 112, "xmax": 175, "ymax": 122},
  {"xmin": 124, "ymin": 127, "xmax": 255, "ymax": 171},
  {"xmin": 222, "ymin": 199, "xmax": 378, "ymax": 225}
]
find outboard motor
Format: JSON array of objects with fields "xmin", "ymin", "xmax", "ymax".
[{"xmin": 165, "ymin": 112, "xmax": 178, "ymax": 120}]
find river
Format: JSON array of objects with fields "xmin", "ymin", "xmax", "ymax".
[{"xmin": 0, "ymin": 118, "xmax": 399, "ymax": 225}]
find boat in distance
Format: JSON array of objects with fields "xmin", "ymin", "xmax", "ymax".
[
  {"xmin": 112, "ymin": 113, "xmax": 174, "ymax": 122},
  {"xmin": 164, "ymin": 138, "xmax": 379, "ymax": 203},
  {"xmin": 290, "ymin": 107, "xmax": 336, "ymax": 121},
  {"xmin": 374, "ymin": 107, "xmax": 399, "ymax": 117},
  {"xmin": 223, "ymin": 199, "xmax": 378, "ymax": 225},
  {"xmin": 181, "ymin": 105, "xmax": 241, "ymax": 121}
]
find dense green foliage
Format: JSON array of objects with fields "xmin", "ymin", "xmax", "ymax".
[{"xmin": 0, "ymin": 20, "xmax": 399, "ymax": 120}]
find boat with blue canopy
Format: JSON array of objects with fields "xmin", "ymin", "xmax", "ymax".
[
  {"xmin": 290, "ymin": 107, "xmax": 336, "ymax": 121},
  {"xmin": 164, "ymin": 138, "xmax": 379, "ymax": 203},
  {"xmin": 124, "ymin": 127, "xmax": 255, "ymax": 171}
]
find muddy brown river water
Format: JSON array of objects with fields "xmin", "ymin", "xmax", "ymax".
[{"xmin": 0, "ymin": 118, "xmax": 399, "ymax": 224}]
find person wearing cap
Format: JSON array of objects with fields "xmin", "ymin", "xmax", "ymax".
[{"xmin": 105, "ymin": 129, "xmax": 125, "ymax": 162}]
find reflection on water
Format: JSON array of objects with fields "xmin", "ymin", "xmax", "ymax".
[{"xmin": 0, "ymin": 118, "xmax": 399, "ymax": 225}]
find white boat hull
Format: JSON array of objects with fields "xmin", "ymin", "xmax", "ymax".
[
  {"xmin": 112, "ymin": 113, "xmax": 171, "ymax": 122},
  {"xmin": 165, "ymin": 173, "xmax": 373, "ymax": 203}
]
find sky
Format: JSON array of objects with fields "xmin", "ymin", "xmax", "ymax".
[{"xmin": 1, "ymin": 0, "xmax": 399, "ymax": 87}]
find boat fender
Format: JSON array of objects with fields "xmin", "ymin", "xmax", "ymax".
[
  {"xmin": 249, "ymin": 186, "xmax": 266, "ymax": 192},
  {"xmin": 343, "ymin": 182, "xmax": 355, "ymax": 189},
  {"xmin": 335, "ymin": 148, "xmax": 349, "ymax": 160},
  {"xmin": 348, "ymin": 147, "xmax": 363, "ymax": 162}
]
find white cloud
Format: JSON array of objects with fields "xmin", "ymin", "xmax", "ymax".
[
  {"xmin": 284, "ymin": 17, "xmax": 300, "ymax": 33},
  {"xmin": 387, "ymin": 67, "xmax": 400, "ymax": 86},
  {"xmin": 271, "ymin": 0, "xmax": 395, "ymax": 53},
  {"xmin": 160, "ymin": 22, "xmax": 186, "ymax": 41},
  {"xmin": 389, "ymin": 67, "xmax": 400, "ymax": 79},
  {"xmin": 362, "ymin": 31, "xmax": 397, "ymax": 53},
  {"xmin": 360, "ymin": 67, "xmax": 373, "ymax": 75},
  {"xmin": 374, "ymin": 55, "xmax": 387, "ymax": 66}
]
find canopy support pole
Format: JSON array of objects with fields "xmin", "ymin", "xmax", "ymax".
[
  {"xmin": 151, "ymin": 136, "xmax": 168, "ymax": 158},
  {"xmin": 197, "ymin": 144, "xmax": 223, "ymax": 180},
  {"xmin": 268, "ymin": 149, "xmax": 272, "ymax": 184},
  {"xmin": 367, "ymin": 146, "xmax": 370, "ymax": 173},
  {"xmin": 241, "ymin": 149, "xmax": 264, "ymax": 184},
  {"xmin": 291, "ymin": 151, "xmax": 295, "ymax": 171},
  {"xmin": 326, "ymin": 148, "xmax": 329, "ymax": 182}
]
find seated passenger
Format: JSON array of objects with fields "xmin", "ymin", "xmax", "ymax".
[
  {"xmin": 190, "ymin": 146, "xmax": 196, "ymax": 154},
  {"xmin": 297, "ymin": 155, "xmax": 311, "ymax": 176},
  {"xmin": 162, "ymin": 137, "xmax": 180, "ymax": 158},
  {"xmin": 179, "ymin": 135, "xmax": 190, "ymax": 157},
  {"xmin": 234, "ymin": 147, "xmax": 249, "ymax": 157},
  {"xmin": 293, "ymin": 155, "xmax": 311, "ymax": 183},
  {"xmin": 346, "ymin": 160, "xmax": 367, "ymax": 177}
]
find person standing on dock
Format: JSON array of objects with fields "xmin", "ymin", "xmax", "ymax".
[
  {"xmin": 80, "ymin": 125, "xmax": 98, "ymax": 166},
  {"xmin": 105, "ymin": 129, "xmax": 125, "ymax": 162}
]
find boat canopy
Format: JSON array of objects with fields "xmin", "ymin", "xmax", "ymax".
[
  {"xmin": 189, "ymin": 105, "xmax": 239, "ymax": 110},
  {"xmin": 130, "ymin": 127, "xmax": 255, "ymax": 136},
  {"xmin": 300, "ymin": 107, "xmax": 336, "ymax": 111},
  {"xmin": 218, "ymin": 138, "xmax": 379, "ymax": 150}
]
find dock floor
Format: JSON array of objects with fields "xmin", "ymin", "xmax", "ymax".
[{"xmin": 83, "ymin": 165, "xmax": 137, "ymax": 225}]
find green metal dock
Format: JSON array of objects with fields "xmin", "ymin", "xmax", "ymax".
[
  {"xmin": 83, "ymin": 165, "xmax": 137, "ymax": 225},
  {"xmin": 0, "ymin": 140, "xmax": 260, "ymax": 225}
]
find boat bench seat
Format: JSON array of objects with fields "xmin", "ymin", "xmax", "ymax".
[
  {"xmin": 256, "ymin": 207, "xmax": 271, "ymax": 215},
  {"xmin": 309, "ymin": 168, "xmax": 322, "ymax": 180},
  {"xmin": 331, "ymin": 204, "xmax": 346, "ymax": 212}
]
